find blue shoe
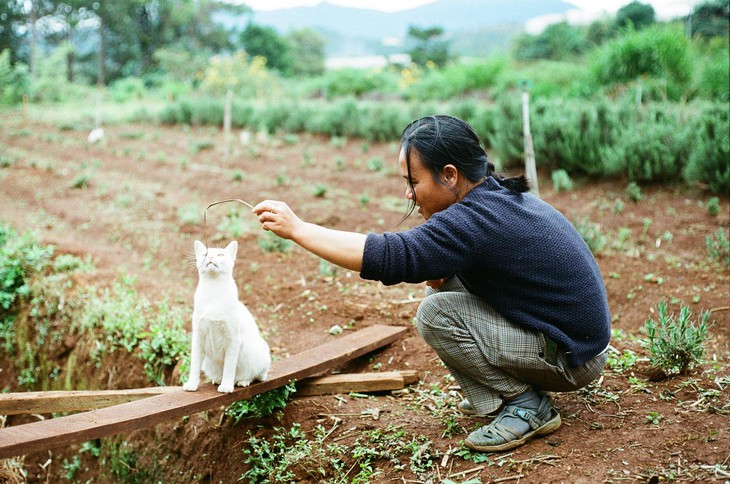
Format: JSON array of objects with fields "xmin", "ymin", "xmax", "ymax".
[{"xmin": 465, "ymin": 395, "xmax": 561, "ymax": 452}]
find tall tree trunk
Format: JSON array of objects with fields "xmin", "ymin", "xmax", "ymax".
[
  {"xmin": 29, "ymin": 2, "xmax": 36, "ymax": 80},
  {"xmin": 66, "ymin": 29, "xmax": 74, "ymax": 83},
  {"xmin": 97, "ymin": 16, "xmax": 105, "ymax": 87}
]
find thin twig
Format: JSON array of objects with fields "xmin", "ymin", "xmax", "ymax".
[
  {"xmin": 447, "ymin": 465, "xmax": 485, "ymax": 478},
  {"xmin": 493, "ymin": 475, "xmax": 525, "ymax": 483}
]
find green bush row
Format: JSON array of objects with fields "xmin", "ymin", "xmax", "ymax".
[{"xmin": 158, "ymin": 95, "xmax": 729, "ymax": 193}]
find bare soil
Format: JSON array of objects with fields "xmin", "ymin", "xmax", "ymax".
[{"xmin": 0, "ymin": 111, "xmax": 728, "ymax": 483}]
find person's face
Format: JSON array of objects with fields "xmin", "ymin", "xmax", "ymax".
[{"xmin": 398, "ymin": 147, "xmax": 455, "ymax": 220}]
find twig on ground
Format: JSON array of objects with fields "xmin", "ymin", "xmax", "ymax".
[
  {"xmin": 446, "ymin": 465, "xmax": 485, "ymax": 479},
  {"xmin": 493, "ymin": 475, "xmax": 525, "ymax": 483}
]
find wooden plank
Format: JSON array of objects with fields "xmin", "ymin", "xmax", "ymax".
[
  {"xmin": 295, "ymin": 370, "xmax": 419, "ymax": 396},
  {"xmin": 0, "ymin": 387, "xmax": 181, "ymax": 416},
  {"xmin": 0, "ymin": 324, "xmax": 406, "ymax": 459}
]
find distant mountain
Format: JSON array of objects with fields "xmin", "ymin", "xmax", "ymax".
[
  {"xmin": 252, "ymin": 0, "xmax": 573, "ymax": 37},
  {"xmin": 233, "ymin": 0, "xmax": 576, "ymax": 58}
]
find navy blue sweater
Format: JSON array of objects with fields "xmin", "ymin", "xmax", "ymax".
[{"xmin": 361, "ymin": 177, "xmax": 611, "ymax": 367}]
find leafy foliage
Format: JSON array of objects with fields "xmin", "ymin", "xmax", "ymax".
[
  {"xmin": 407, "ymin": 25, "xmax": 451, "ymax": 68},
  {"xmin": 591, "ymin": 24, "xmax": 692, "ymax": 96},
  {"xmin": 683, "ymin": 103, "xmax": 730, "ymax": 193},
  {"xmin": 644, "ymin": 301, "xmax": 710, "ymax": 378},
  {"xmin": 226, "ymin": 382, "xmax": 297, "ymax": 422}
]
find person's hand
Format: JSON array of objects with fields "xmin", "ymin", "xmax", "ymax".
[
  {"xmin": 426, "ymin": 277, "xmax": 450, "ymax": 289},
  {"xmin": 252, "ymin": 200, "xmax": 302, "ymax": 240}
]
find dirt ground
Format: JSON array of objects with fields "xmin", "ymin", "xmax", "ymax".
[{"xmin": 0, "ymin": 110, "xmax": 728, "ymax": 483}]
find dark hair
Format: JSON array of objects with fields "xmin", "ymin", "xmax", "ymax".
[{"xmin": 400, "ymin": 115, "xmax": 529, "ymax": 218}]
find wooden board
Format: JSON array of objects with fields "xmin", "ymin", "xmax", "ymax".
[
  {"xmin": 0, "ymin": 324, "xmax": 407, "ymax": 459},
  {"xmin": 295, "ymin": 370, "xmax": 419, "ymax": 396},
  {"xmin": 0, "ymin": 371, "xmax": 420, "ymax": 414},
  {"xmin": 0, "ymin": 387, "xmax": 180, "ymax": 416}
]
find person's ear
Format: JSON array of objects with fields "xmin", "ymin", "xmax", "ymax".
[{"xmin": 442, "ymin": 165, "xmax": 458, "ymax": 187}]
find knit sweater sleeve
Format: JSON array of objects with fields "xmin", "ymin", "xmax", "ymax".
[{"xmin": 360, "ymin": 206, "xmax": 479, "ymax": 285}]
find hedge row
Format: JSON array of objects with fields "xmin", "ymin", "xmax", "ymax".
[{"xmin": 156, "ymin": 96, "xmax": 729, "ymax": 194}]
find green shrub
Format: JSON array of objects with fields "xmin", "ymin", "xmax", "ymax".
[
  {"xmin": 591, "ymin": 24, "xmax": 693, "ymax": 99},
  {"xmin": 226, "ymin": 382, "xmax": 296, "ymax": 422},
  {"xmin": 258, "ymin": 232, "xmax": 293, "ymax": 253},
  {"xmin": 694, "ymin": 38, "xmax": 730, "ymax": 101},
  {"xmin": 706, "ymin": 228, "xmax": 730, "ymax": 265},
  {"xmin": 490, "ymin": 98, "xmax": 524, "ymax": 169},
  {"xmin": 0, "ymin": 49, "xmax": 29, "ymax": 105},
  {"xmin": 0, "ymin": 224, "xmax": 53, "ymax": 311},
  {"xmin": 138, "ymin": 303, "xmax": 189, "ymax": 385},
  {"xmin": 625, "ymin": 181, "xmax": 643, "ymax": 202},
  {"xmin": 551, "ymin": 169, "xmax": 574, "ymax": 192},
  {"xmin": 320, "ymin": 68, "xmax": 397, "ymax": 99},
  {"xmin": 620, "ymin": 113, "xmax": 689, "ymax": 182},
  {"xmin": 644, "ymin": 301, "xmax": 710, "ymax": 378},
  {"xmin": 532, "ymin": 98, "xmax": 624, "ymax": 175},
  {"xmin": 572, "ymin": 218, "xmax": 606, "ymax": 254},
  {"xmin": 706, "ymin": 197, "xmax": 721, "ymax": 216},
  {"xmin": 683, "ymin": 103, "xmax": 730, "ymax": 194},
  {"xmin": 109, "ymin": 77, "xmax": 146, "ymax": 102}
]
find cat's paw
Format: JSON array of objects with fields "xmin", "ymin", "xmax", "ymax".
[
  {"xmin": 183, "ymin": 380, "xmax": 199, "ymax": 392},
  {"xmin": 217, "ymin": 383, "xmax": 234, "ymax": 393},
  {"xmin": 235, "ymin": 379, "xmax": 252, "ymax": 387}
]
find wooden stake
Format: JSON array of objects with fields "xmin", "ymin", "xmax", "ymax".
[{"xmin": 521, "ymin": 86, "xmax": 540, "ymax": 198}]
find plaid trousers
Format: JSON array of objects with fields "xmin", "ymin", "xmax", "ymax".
[{"xmin": 416, "ymin": 277, "xmax": 607, "ymax": 415}]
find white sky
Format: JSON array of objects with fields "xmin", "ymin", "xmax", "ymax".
[{"xmin": 243, "ymin": 0, "xmax": 698, "ymax": 16}]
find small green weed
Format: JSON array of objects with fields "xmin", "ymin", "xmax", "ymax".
[
  {"xmin": 644, "ymin": 301, "xmax": 710, "ymax": 378},
  {"xmin": 625, "ymin": 181, "xmax": 643, "ymax": 202},
  {"xmin": 645, "ymin": 411, "xmax": 663, "ymax": 425},
  {"xmin": 226, "ymin": 381, "xmax": 297, "ymax": 422},
  {"xmin": 706, "ymin": 229, "xmax": 730, "ymax": 265},
  {"xmin": 572, "ymin": 218, "xmax": 606, "ymax": 254},
  {"xmin": 70, "ymin": 173, "xmax": 92, "ymax": 189},
  {"xmin": 706, "ymin": 197, "xmax": 720, "ymax": 216},
  {"xmin": 312, "ymin": 183, "xmax": 329, "ymax": 198},
  {"xmin": 138, "ymin": 303, "xmax": 189, "ymax": 385},
  {"xmin": 177, "ymin": 204, "xmax": 201, "ymax": 226},
  {"xmin": 551, "ymin": 169, "xmax": 574, "ymax": 192},
  {"xmin": 258, "ymin": 232, "xmax": 293, "ymax": 254},
  {"xmin": 216, "ymin": 209, "xmax": 248, "ymax": 238}
]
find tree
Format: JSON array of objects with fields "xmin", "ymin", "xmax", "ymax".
[
  {"xmin": 240, "ymin": 23, "xmax": 292, "ymax": 76},
  {"xmin": 407, "ymin": 25, "xmax": 450, "ymax": 68},
  {"xmin": 690, "ymin": 0, "xmax": 729, "ymax": 38},
  {"xmin": 287, "ymin": 28, "xmax": 325, "ymax": 77},
  {"xmin": 615, "ymin": 1, "xmax": 656, "ymax": 30},
  {"xmin": 513, "ymin": 22, "xmax": 586, "ymax": 61},
  {"xmin": 0, "ymin": 0, "xmax": 25, "ymax": 65}
]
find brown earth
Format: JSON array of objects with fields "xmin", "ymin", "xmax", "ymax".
[{"xmin": 0, "ymin": 110, "xmax": 728, "ymax": 483}]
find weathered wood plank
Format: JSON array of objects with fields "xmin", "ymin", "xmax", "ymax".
[
  {"xmin": 0, "ymin": 324, "xmax": 407, "ymax": 459},
  {"xmin": 295, "ymin": 370, "xmax": 419, "ymax": 396},
  {"xmin": 0, "ymin": 387, "xmax": 181, "ymax": 416}
]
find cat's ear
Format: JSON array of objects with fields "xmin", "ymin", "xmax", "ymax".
[
  {"xmin": 225, "ymin": 240, "xmax": 238, "ymax": 260},
  {"xmin": 194, "ymin": 240, "xmax": 206, "ymax": 258}
]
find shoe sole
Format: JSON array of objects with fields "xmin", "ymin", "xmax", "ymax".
[{"xmin": 464, "ymin": 410, "xmax": 562, "ymax": 452}]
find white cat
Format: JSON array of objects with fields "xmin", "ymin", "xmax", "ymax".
[{"xmin": 183, "ymin": 240, "xmax": 271, "ymax": 393}]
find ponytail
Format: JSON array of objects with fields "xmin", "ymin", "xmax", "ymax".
[{"xmin": 486, "ymin": 161, "xmax": 530, "ymax": 194}]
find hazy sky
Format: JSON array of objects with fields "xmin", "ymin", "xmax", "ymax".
[{"xmin": 243, "ymin": 0, "xmax": 698, "ymax": 18}]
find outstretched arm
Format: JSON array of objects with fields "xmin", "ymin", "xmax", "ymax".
[{"xmin": 253, "ymin": 200, "xmax": 367, "ymax": 272}]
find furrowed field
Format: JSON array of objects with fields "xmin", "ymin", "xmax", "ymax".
[{"xmin": 1, "ymin": 5, "xmax": 729, "ymax": 482}]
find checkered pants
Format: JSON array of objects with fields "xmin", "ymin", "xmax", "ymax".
[{"xmin": 416, "ymin": 277, "xmax": 607, "ymax": 415}]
